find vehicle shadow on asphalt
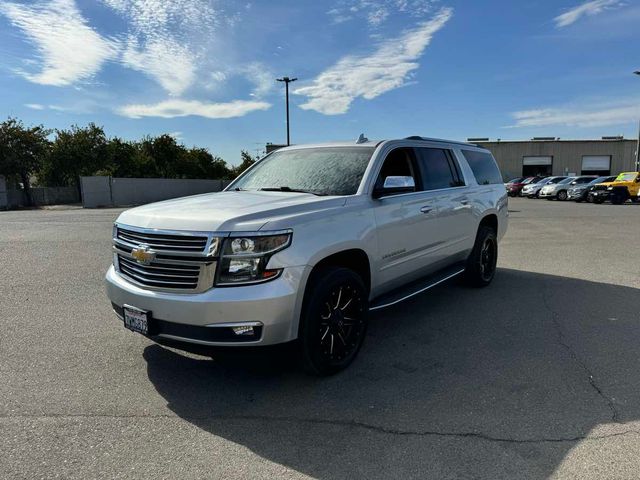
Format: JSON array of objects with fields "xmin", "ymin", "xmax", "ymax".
[{"xmin": 143, "ymin": 268, "xmax": 639, "ymax": 479}]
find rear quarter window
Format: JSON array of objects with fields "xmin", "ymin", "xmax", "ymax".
[{"xmin": 461, "ymin": 150, "xmax": 503, "ymax": 185}]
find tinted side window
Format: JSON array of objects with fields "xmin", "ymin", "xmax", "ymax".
[
  {"xmin": 461, "ymin": 150, "xmax": 503, "ymax": 185},
  {"xmin": 415, "ymin": 148, "xmax": 459, "ymax": 191},
  {"xmin": 375, "ymin": 148, "xmax": 418, "ymax": 193}
]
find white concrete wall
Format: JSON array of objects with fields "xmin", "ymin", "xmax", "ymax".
[{"xmin": 81, "ymin": 176, "xmax": 232, "ymax": 208}]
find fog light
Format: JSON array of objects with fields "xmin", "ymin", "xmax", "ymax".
[{"xmin": 232, "ymin": 326, "xmax": 255, "ymax": 336}]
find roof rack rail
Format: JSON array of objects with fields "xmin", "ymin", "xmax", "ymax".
[{"xmin": 404, "ymin": 136, "xmax": 476, "ymax": 147}]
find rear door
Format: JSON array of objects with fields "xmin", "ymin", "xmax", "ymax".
[{"xmin": 415, "ymin": 147, "xmax": 475, "ymax": 259}]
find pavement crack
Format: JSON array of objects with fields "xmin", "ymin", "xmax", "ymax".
[
  {"xmin": 2, "ymin": 412, "xmax": 638, "ymax": 445},
  {"xmin": 541, "ymin": 283, "xmax": 620, "ymax": 423}
]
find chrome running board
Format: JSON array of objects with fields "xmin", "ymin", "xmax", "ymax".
[{"xmin": 369, "ymin": 263, "xmax": 465, "ymax": 311}]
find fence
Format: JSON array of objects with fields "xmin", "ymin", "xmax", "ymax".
[
  {"xmin": 80, "ymin": 176, "xmax": 232, "ymax": 208},
  {"xmin": 0, "ymin": 176, "xmax": 80, "ymax": 210}
]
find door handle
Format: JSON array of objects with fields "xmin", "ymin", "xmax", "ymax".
[
  {"xmin": 420, "ymin": 206, "xmax": 433, "ymax": 214},
  {"xmin": 460, "ymin": 200, "xmax": 469, "ymax": 205}
]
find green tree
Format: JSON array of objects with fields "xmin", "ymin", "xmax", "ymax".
[
  {"xmin": 232, "ymin": 150, "xmax": 258, "ymax": 178},
  {"xmin": 139, "ymin": 134, "xmax": 184, "ymax": 178},
  {"xmin": 101, "ymin": 137, "xmax": 140, "ymax": 177},
  {"xmin": 0, "ymin": 118, "xmax": 51, "ymax": 206},
  {"xmin": 44, "ymin": 123, "xmax": 109, "ymax": 191}
]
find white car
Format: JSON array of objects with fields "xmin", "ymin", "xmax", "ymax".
[
  {"xmin": 540, "ymin": 176, "xmax": 594, "ymax": 200},
  {"xmin": 105, "ymin": 136, "xmax": 508, "ymax": 374},
  {"xmin": 522, "ymin": 176, "xmax": 566, "ymax": 198}
]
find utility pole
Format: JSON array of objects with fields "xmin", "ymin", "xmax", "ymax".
[
  {"xmin": 276, "ymin": 77, "xmax": 297, "ymax": 146},
  {"xmin": 635, "ymin": 71, "xmax": 640, "ymax": 170}
]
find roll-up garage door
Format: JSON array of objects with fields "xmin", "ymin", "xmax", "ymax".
[
  {"xmin": 522, "ymin": 156, "xmax": 552, "ymax": 176},
  {"xmin": 523, "ymin": 156, "xmax": 553, "ymax": 166},
  {"xmin": 581, "ymin": 156, "xmax": 610, "ymax": 174}
]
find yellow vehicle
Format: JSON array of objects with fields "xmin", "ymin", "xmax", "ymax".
[{"xmin": 590, "ymin": 172, "xmax": 640, "ymax": 204}]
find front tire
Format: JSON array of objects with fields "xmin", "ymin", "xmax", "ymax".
[
  {"xmin": 299, "ymin": 267, "xmax": 368, "ymax": 375},
  {"xmin": 610, "ymin": 191, "xmax": 628, "ymax": 205},
  {"xmin": 464, "ymin": 226, "xmax": 498, "ymax": 288},
  {"xmin": 557, "ymin": 190, "xmax": 568, "ymax": 201}
]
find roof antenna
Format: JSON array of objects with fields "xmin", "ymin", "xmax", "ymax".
[{"xmin": 356, "ymin": 133, "xmax": 368, "ymax": 144}]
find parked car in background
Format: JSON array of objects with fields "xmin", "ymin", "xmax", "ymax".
[
  {"xmin": 568, "ymin": 176, "xmax": 616, "ymax": 202},
  {"xmin": 539, "ymin": 177, "xmax": 579, "ymax": 200},
  {"xmin": 523, "ymin": 176, "xmax": 567, "ymax": 198},
  {"xmin": 590, "ymin": 172, "xmax": 640, "ymax": 204},
  {"xmin": 522, "ymin": 176, "xmax": 566, "ymax": 198},
  {"xmin": 507, "ymin": 176, "xmax": 546, "ymax": 197},
  {"xmin": 504, "ymin": 177, "xmax": 525, "ymax": 188}
]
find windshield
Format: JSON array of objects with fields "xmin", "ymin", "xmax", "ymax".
[
  {"xmin": 558, "ymin": 177, "xmax": 574, "ymax": 185},
  {"xmin": 592, "ymin": 176, "xmax": 614, "ymax": 184},
  {"xmin": 615, "ymin": 173, "xmax": 638, "ymax": 182},
  {"xmin": 523, "ymin": 177, "xmax": 537, "ymax": 184},
  {"xmin": 231, "ymin": 147, "xmax": 375, "ymax": 196}
]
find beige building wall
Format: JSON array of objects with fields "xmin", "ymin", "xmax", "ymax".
[{"xmin": 477, "ymin": 140, "xmax": 637, "ymax": 179}]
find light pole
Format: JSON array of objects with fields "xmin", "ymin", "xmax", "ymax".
[
  {"xmin": 635, "ymin": 71, "xmax": 640, "ymax": 171},
  {"xmin": 276, "ymin": 76, "xmax": 297, "ymax": 146}
]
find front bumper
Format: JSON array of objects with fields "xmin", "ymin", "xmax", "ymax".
[
  {"xmin": 590, "ymin": 190, "xmax": 610, "ymax": 200},
  {"xmin": 105, "ymin": 264, "xmax": 309, "ymax": 347},
  {"xmin": 567, "ymin": 189, "xmax": 586, "ymax": 200}
]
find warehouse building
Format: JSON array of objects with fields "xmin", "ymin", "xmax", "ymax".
[{"xmin": 470, "ymin": 137, "xmax": 638, "ymax": 180}]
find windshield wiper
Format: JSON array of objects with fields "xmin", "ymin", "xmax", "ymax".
[{"xmin": 259, "ymin": 187, "xmax": 326, "ymax": 196}]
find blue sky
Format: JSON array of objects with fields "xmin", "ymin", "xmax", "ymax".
[{"xmin": 1, "ymin": 0, "xmax": 639, "ymax": 165}]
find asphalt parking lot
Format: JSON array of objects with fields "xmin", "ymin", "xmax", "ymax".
[{"xmin": 1, "ymin": 198, "xmax": 639, "ymax": 479}]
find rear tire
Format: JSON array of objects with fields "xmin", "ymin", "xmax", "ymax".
[
  {"xmin": 464, "ymin": 226, "xmax": 498, "ymax": 288},
  {"xmin": 299, "ymin": 267, "xmax": 368, "ymax": 375}
]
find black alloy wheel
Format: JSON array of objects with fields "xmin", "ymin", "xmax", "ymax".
[
  {"xmin": 300, "ymin": 267, "xmax": 368, "ymax": 375},
  {"xmin": 464, "ymin": 226, "xmax": 498, "ymax": 287}
]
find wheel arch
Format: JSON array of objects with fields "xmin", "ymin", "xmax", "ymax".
[{"xmin": 478, "ymin": 213, "xmax": 498, "ymax": 234}]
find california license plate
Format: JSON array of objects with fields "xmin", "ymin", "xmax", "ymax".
[{"xmin": 123, "ymin": 305, "xmax": 149, "ymax": 335}]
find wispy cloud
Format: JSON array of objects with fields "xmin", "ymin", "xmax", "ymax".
[
  {"xmin": 508, "ymin": 98, "xmax": 640, "ymax": 128},
  {"xmin": 554, "ymin": 0, "xmax": 625, "ymax": 27},
  {"xmin": 295, "ymin": 7, "xmax": 452, "ymax": 115},
  {"xmin": 0, "ymin": 0, "xmax": 118, "ymax": 86},
  {"xmin": 121, "ymin": 36, "xmax": 196, "ymax": 96},
  {"xmin": 328, "ymin": 0, "xmax": 437, "ymax": 27},
  {"xmin": 25, "ymin": 103, "xmax": 45, "ymax": 110},
  {"xmin": 243, "ymin": 63, "xmax": 275, "ymax": 98},
  {"xmin": 117, "ymin": 99, "xmax": 271, "ymax": 119},
  {"xmin": 102, "ymin": 0, "xmax": 221, "ymax": 95}
]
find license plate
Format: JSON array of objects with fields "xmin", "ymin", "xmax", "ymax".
[{"xmin": 123, "ymin": 305, "xmax": 149, "ymax": 335}]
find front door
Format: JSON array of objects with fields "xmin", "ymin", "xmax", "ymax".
[{"xmin": 372, "ymin": 148, "xmax": 449, "ymax": 292}]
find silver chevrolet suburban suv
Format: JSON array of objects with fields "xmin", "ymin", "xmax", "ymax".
[{"xmin": 106, "ymin": 136, "xmax": 508, "ymax": 375}]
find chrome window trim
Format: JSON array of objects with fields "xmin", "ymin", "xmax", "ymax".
[{"xmin": 375, "ymin": 185, "xmax": 468, "ymax": 201}]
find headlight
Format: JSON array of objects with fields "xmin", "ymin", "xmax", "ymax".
[{"xmin": 215, "ymin": 231, "xmax": 292, "ymax": 286}]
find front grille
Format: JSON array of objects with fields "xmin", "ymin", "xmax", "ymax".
[
  {"xmin": 113, "ymin": 224, "xmax": 218, "ymax": 293},
  {"xmin": 117, "ymin": 254, "xmax": 202, "ymax": 290},
  {"xmin": 117, "ymin": 227, "xmax": 208, "ymax": 252}
]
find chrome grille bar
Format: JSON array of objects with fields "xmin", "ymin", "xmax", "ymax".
[{"xmin": 113, "ymin": 223, "xmax": 220, "ymax": 293}]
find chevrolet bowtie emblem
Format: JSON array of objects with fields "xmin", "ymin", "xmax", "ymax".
[{"xmin": 131, "ymin": 244, "xmax": 156, "ymax": 265}]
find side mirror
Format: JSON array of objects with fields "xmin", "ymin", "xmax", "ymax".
[{"xmin": 373, "ymin": 176, "xmax": 416, "ymax": 198}]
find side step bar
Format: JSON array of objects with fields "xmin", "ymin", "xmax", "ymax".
[{"xmin": 369, "ymin": 263, "xmax": 466, "ymax": 311}]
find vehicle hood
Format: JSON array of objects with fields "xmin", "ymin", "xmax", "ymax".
[
  {"xmin": 595, "ymin": 181, "xmax": 624, "ymax": 188},
  {"xmin": 116, "ymin": 190, "xmax": 347, "ymax": 232}
]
